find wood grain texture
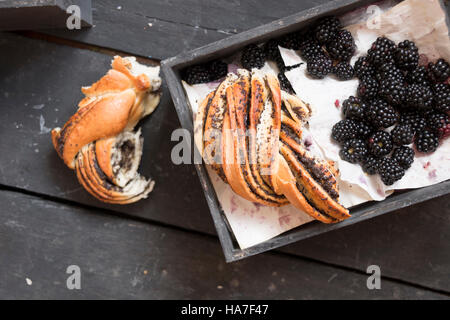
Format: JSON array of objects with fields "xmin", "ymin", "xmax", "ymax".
[
  {"xmin": 0, "ymin": 32, "xmax": 214, "ymax": 233},
  {"xmin": 282, "ymin": 195, "xmax": 450, "ymax": 292},
  {"xmin": 0, "ymin": 0, "xmax": 92, "ymax": 31},
  {"xmin": 160, "ymin": 0, "xmax": 450, "ymax": 286},
  {"xmin": 1, "ymin": 31, "xmax": 449, "ymax": 293},
  {"xmin": 41, "ymin": 0, "xmax": 330, "ymax": 59},
  {"xmin": 0, "ymin": 189, "xmax": 447, "ymax": 299}
]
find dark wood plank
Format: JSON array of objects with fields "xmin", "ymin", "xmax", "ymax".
[
  {"xmin": 1, "ymin": 32, "xmax": 450, "ymax": 292},
  {"xmin": 0, "ymin": 0, "xmax": 92, "ymax": 31},
  {"xmin": 0, "ymin": 32, "xmax": 215, "ymax": 234},
  {"xmin": 281, "ymin": 194, "xmax": 450, "ymax": 292},
  {"xmin": 0, "ymin": 189, "xmax": 446, "ymax": 299},
  {"xmin": 41, "ymin": 0, "xmax": 330, "ymax": 59}
]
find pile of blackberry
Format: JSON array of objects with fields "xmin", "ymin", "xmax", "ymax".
[
  {"xmin": 241, "ymin": 44, "xmax": 266, "ymax": 70},
  {"xmin": 232, "ymin": 15, "xmax": 357, "ymax": 94},
  {"xmin": 331, "ymin": 36, "xmax": 450, "ymax": 186},
  {"xmin": 301, "ymin": 16, "xmax": 356, "ymax": 80},
  {"xmin": 261, "ymin": 16, "xmax": 356, "ymax": 84},
  {"xmin": 182, "ymin": 60, "xmax": 228, "ymax": 85}
]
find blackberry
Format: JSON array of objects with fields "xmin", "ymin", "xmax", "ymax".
[
  {"xmin": 299, "ymin": 35, "xmax": 323, "ymax": 62},
  {"xmin": 331, "ymin": 119, "xmax": 359, "ymax": 143},
  {"xmin": 415, "ymin": 129, "xmax": 439, "ymax": 153},
  {"xmin": 433, "ymin": 83, "xmax": 450, "ymax": 113},
  {"xmin": 342, "ymin": 96, "xmax": 367, "ymax": 120},
  {"xmin": 279, "ymin": 33, "xmax": 301, "ymax": 50},
  {"xmin": 391, "ymin": 124, "xmax": 414, "ymax": 146},
  {"xmin": 241, "ymin": 44, "xmax": 265, "ymax": 70},
  {"xmin": 339, "ymin": 139, "xmax": 368, "ymax": 163},
  {"xmin": 326, "ymin": 30, "xmax": 355, "ymax": 61},
  {"xmin": 333, "ymin": 62, "xmax": 355, "ymax": 80},
  {"xmin": 428, "ymin": 59, "xmax": 450, "ymax": 83},
  {"xmin": 209, "ymin": 60, "xmax": 228, "ymax": 80},
  {"xmin": 183, "ymin": 65, "xmax": 211, "ymax": 84},
  {"xmin": 355, "ymin": 121, "xmax": 374, "ymax": 138},
  {"xmin": 368, "ymin": 131, "xmax": 393, "ymax": 157},
  {"xmin": 278, "ymin": 72, "xmax": 295, "ymax": 94},
  {"xmin": 264, "ymin": 39, "xmax": 285, "ymax": 70},
  {"xmin": 354, "ymin": 56, "xmax": 375, "ymax": 79},
  {"xmin": 315, "ymin": 16, "xmax": 341, "ymax": 44},
  {"xmin": 394, "ymin": 40, "xmax": 419, "ymax": 71},
  {"xmin": 392, "ymin": 146, "xmax": 415, "ymax": 170},
  {"xmin": 427, "ymin": 112, "xmax": 450, "ymax": 138},
  {"xmin": 376, "ymin": 62, "xmax": 405, "ymax": 83},
  {"xmin": 307, "ymin": 54, "xmax": 332, "ymax": 79},
  {"xmin": 367, "ymin": 37, "xmax": 396, "ymax": 66},
  {"xmin": 376, "ymin": 63, "xmax": 406, "ymax": 105},
  {"xmin": 399, "ymin": 111, "xmax": 427, "ymax": 133},
  {"xmin": 379, "ymin": 80, "xmax": 406, "ymax": 105},
  {"xmin": 406, "ymin": 66, "xmax": 430, "ymax": 86},
  {"xmin": 405, "ymin": 84, "xmax": 434, "ymax": 110},
  {"xmin": 263, "ymin": 39, "xmax": 281, "ymax": 61},
  {"xmin": 378, "ymin": 158, "xmax": 405, "ymax": 186},
  {"xmin": 357, "ymin": 76, "xmax": 379, "ymax": 99},
  {"xmin": 362, "ymin": 155, "xmax": 380, "ymax": 175},
  {"xmin": 366, "ymin": 99, "xmax": 398, "ymax": 129}
]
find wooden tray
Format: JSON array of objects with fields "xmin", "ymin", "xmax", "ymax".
[{"xmin": 161, "ymin": 0, "xmax": 450, "ymax": 262}]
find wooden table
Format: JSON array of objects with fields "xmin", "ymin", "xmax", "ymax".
[{"xmin": 0, "ymin": 0, "xmax": 448, "ymax": 299}]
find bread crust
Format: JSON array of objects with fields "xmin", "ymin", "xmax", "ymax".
[
  {"xmin": 222, "ymin": 71, "xmax": 287, "ymax": 206},
  {"xmin": 111, "ymin": 56, "xmax": 153, "ymax": 92},
  {"xmin": 95, "ymin": 136, "xmax": 116, "ymax": 183},
  {"xmin": 81, "ymin": 69, "xmax": 133, "ymax": 98},
  {"xmin": 52, "ymin": 55, "xmax": 160, "ymax": 204},
  {"xmin": 280, "ymin": 143, "xmax": 350, "ymax": 221},
  {"xmin": 75, "ymin": 143, "xmax": 154, "ymax": 204},
  {"xmin": 273, "ymin": 155, "xmax": 337, "ymax": 224},
  {"xmin": 280, "ymin": 114, "xmax": 340, "ymax": 200},
  {"xmin": 197, "ymin": 69, "xmax": 350, "ymax": 223},
  {"xmin": 281, "ymin": 90, "xmax": 312, "ymax": 125},
  {"xmin": 194, "ymin": 91, "xmax": 215, "ymax": 159},
  {"xmin": 248, "ymin": 71, "xmax": 279, "ymax": 196},
  {"xmin": 52, "ymin": 89, "xmax": 135, "ymax": 169},
  {"xmin": 202, "ymin": 74, "xmax": 237, "ymax": 182}
]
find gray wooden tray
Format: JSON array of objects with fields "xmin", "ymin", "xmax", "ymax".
[{"xmin": 161, "ymin": 0, "xmax": 450, "ymax": 262}]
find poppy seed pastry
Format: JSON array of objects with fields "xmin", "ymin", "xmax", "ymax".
[
  {"xmin": 51, "ymin": 56, "xmax": 161, "ymax": 204},
  {"xmin": 75, "ymin": 130, "xmax": 155, "ymax": 204},
  {"xmin": 196, "ymin": 69, "xmax": 350, "ymax": 223}
]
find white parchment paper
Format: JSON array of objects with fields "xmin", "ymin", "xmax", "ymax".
[{"xmin": 183, "ymin": 0, "xmax": 450, "ymax": 249}]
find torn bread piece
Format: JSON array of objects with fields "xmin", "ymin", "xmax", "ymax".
[
  {"xmin": 52, "ymin": 56, "xmax": 161, "ymax": 169},
  {"xmin": 95, "ymin": 129, "xmax": 144, "ymax": 188},
  {"xmin": 52, "ymin": 56, "xmax": 161, "ymax": 204},
  {"xmin": 75, "ymin": 131, "xmax": 154, "ymax": 204}
]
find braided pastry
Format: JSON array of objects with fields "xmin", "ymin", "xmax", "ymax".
[
  {"xmin": 195, "ymin": 69, "xmax": 350, "ymax": 223},
  {"xmin": 51, "ymin": 56, "xmax": 161, "ymax": 204}
]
